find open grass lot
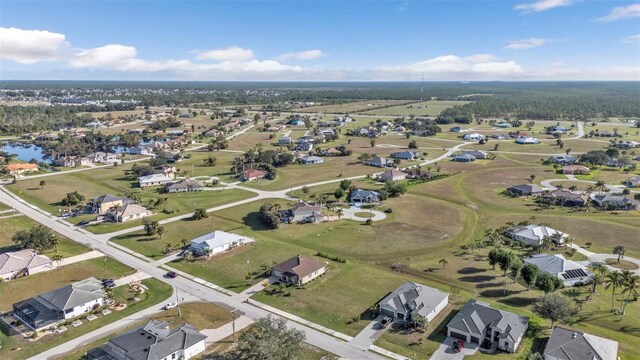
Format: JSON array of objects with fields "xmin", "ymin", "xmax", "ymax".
[
  {"xmin": 575, "ymin": 168, "xmax": 638, "ymax": 185},
  {"xmin": 55, "ymin": 301, "xmax": 233, "ymax": 360},
  {"xmin": 360, "ymin": 100, "xmax": 472, "ymax": 117},
  {"xmin": 296, "ymin": 100, "xmax": 411, "ymax": 114},
  {"xmin": 0, "ymin": 278, "xmax": 172, "ymax": 360},
  {"xmin": 0, "ymin": 257, "xmax": 134, "ymax": 311},
  {"xmin": 0, "ymin": 215, "xmax": 89, "ymax": 257},
  {"xmin": 227, "ymin": 131, "xmax": 279, "ymax": 151}
]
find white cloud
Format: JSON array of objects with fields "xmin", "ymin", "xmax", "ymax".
[
  {"xmin": 0, "ymin": 27, "xmax": 68, "ymax": 64},
  {"xmin": 278, "ymin": 49, "xmax": 324, "ymax": 61},
  {"xmin": 597, "ymin": 3, "xmax": 640, "ymax": 22},
  {"xmin": 623, "ymin": 34, "xmax": 640, "ymax": 44},
  {"xmin": 515, "ymin": 0, "xmax": 575, "ymax": 13},
  {"xmin": 504, "ymin": 38, "xmax": 549, "ymax": 50},
  {"xmin": 194, "ymin": 46, "xmax": 254, "ymax": 61},
  {"xmin": 70, "ymin": 44, "xmax": 137, "ymax": 68},
  {"xmin": 464, "ymin": 54, "xmax": 499, "ymax": 62}
]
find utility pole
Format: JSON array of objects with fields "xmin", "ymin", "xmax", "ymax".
[
  {"xmin": 231, "ymin": 309, "xmax": 237, "ymax": 344},
  {"xmin": 176, "ymin": 287, "xmax": 181, "ymax": 317}
]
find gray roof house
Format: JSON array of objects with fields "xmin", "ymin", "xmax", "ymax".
[
  {"xmin": 165, "ymin": 178, "xmax": 205, "ymax": 193},
  {"xmin": 547, "ymin": 154, "xmax": 577, "ymax": 165},
  {"xmin": 461, "ymin": 150, "xmax": 488, "ymax": 159},
  {"xmin": 453, "ymin": 153, "xmax": 476, "ymax": 162},
  {"xmin": 543, "ymin": 326, "xmax": 618, "ymax": 360},
  {"xmin": 591, "ymin": 192, "xmax": 640, "ymax": 210},
  {"xmin": 524, "ymin": 254, "xmax": 593, "ymax": 286},
  {"xmin": 350, "ymin": 189, "xmax": 381, "ymax": 204},
  {"xmin": 447, "ymin": 299, "xmax": 529, "ymax": 353},
  {"xmin": 366, "ymin": 156, "xmax": 391, "ymax": 168},
  {"xmin": 87, "ymin": 320, "xmax": 207, "ymax": 360},
  {"xmin": 280, "ymin": 203, "xmax": 324, "ymax": 224},
  {"xmin": 505, "ymin": 225, "xmax": 567, "ymax": 247},
  {"xmin": 13, "ymin": 277, "xmax": 105, "ymax": 330},
  {"xmin": 506, "ymin": 184, "xmax": 544, "ymax": 196},
  {"xmin": 379, "ymin": 281, "xmax": 449, "ymax": 323},
  {"xmin": 391, "ymin": 151, "xmax": 418, "ymax": 160},
  {"xmin": 300, "ymin": 155, "xmax": 325, "ymax": 164},
  {"xmin": 189, "ymin": 231, "xmax": 255, "ymax": 257}
]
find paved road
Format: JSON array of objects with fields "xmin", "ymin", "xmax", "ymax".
[
  {"xmin": 0, "ymin": 187, "xmax": 388, "ymax": 360},
  {"xmin": 571, "ymin": 244, "xmax": 640, "ymax": 275}
]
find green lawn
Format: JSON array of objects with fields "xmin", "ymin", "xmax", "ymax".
[
  {"xmin": 0, "ymin": 215, "xmax": 89, "ymax": 257},
  {"xmin": 0, "ymin": 278, "xmax": 172, "ymax": 360},
  {"xmin": 0, "ymin": 257, "xmax": 133, "ymax": 311}
]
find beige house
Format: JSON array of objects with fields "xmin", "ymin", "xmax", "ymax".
[
  {"xmin": 378, "ymin": 169, "xmax": 407, "ymax": 182},
  {"xmin": 112, "ymin": 203, "xmax": 152, "ymax": 222},
  {"xmin": 92, "ymin": 195, "xmax": 124, "ymax": 215},
  {"xmin": 0, "ymin": 250, "xmax": 53, "ymax": 282},
  {"xmin": 272, "ymin": 255, "xmax": 328, "ymax": 286}
]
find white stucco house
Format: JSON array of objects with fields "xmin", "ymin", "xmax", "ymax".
[
  {"xmin": 0, "ymin": 249, "xmax": 52, "ymax": 282},
  {"xmin": 505, "ymin": 225, "xmax": 567, "ymax": 247},
  {"xmin": 188, "ymin": 231, "xmax": 255, "ymax": 257}
]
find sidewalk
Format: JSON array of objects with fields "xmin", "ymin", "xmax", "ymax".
[
  {"xmin": 201, "ymin": 315, "xmax": 253, "ymax": 344},
  {"xmin": 114, "ymin": 271, "xmax": 153, "ymax": 286}
]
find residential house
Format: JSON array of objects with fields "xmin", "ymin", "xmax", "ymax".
[
  {"xmin": 204, "ymin": 129, "xmax": 224, "ymax": 138},
  {"xmin": 295, "ymin": 141, "xmax": 314, "ymax": 152},
  {"xmin": 366, "ymin": 157, "xmax": 391, "ymax": 168},
  {"xmin": 505, "ymin": 224, "xmax": 567, "ymax": 247},
  {"xmin": 319, "ymin": 128, "xmax": 336, "ymax": 136},
  {"xmin": 323, "ymin": 147, "xmax": 344, "ymax": 156},
  {"xmin": 450, "ymin": 127, "xmax": 467, "ymax": 133},
  {"xmin": 524, "ymin": 254, "xmax": 592, "ymax": 286},
  {"xmin": 53, "ymin": 156, "xmax": 93, "ymax": 168},
  {"xmin": 547, "ymin": 155, "xmax": 577, "ymax": 165},
  {"xmin": 86, "ymin": 152, "xmax": 118, "ymax": 164},
  {"xmin": 605, "ymin": 158, "xmax": 620, "ymax": 167},
  {"xmin": 515, "ymin": 136, "xmax": 540, "ymax": 144},
  {"xmin": 616, "ymin": 140, "xmax": 639, "ymax": 149},
  {"xmin": 13, "ymin": 278, "xmax": 106, "ymax": 330},
  {"xmin": 463, "ymin": 133, "xmax": 486, "ymax": 141},
  {"xmin": 447, "ymin": 299, "xmax": 529, "ymax": 353},
  {"xmin": 461, "ymin": 150, "xmax": 488, "ymax": 159},
  {"xmin": 91, "ymin": 194, "xmax": 125, "ymax": 215},
  {"xmin": 165, "ymin": 152, "xmax": 183, "ymax": 163},
  {"xmin": 189, "ymin": 231, "xmax": 255, "ymax": 257},
  {"xmin": 543, "ymin": 189, "xmax": 588, "ymax": 207},
  {"xmin": 166, "ymin": 178, "xmax": 206, "ymax": 193},
  {"xmin": 278, "ymin": 137, "xmax": 293, "ymax": 145},
  {"xmin": 280, "ymin": 203, "xmax": 325, "ymax": 224},
  {"xmin": 379, "ymin": 281, "xmax": 449, "ymax": 323},
  {"xmin": 543, "ymin": 326, "xmax": 618, "ymax": 360},
  {"xmin": 240, "ymin": 168, "xmax": 268, "ymax": 182},
  {"xmin": 591, "ymin": 192, "xmax": 640, "ymax": 210},
  {"xmin": 111, "ymin": 203, "xmax": 152, "ymax": 223},
  {"xmin": 138, "ymin": 174, "xmax": 173, "ymax": 188},
  {"xmin": 300, "ymin": 156, "xmax": 325, "ymax": 164},
  {"xmin": 495, "ymin": 122, "xmax": 513, "ymax": 128},
  {"xmin": 562, "ymin": 165, "xmax": 590, "ymax": 175},
  {"xmin": 3, "ymin": 163, "xmax": 38, "ymax": 175},
  {"xmin": 452, "ymin": 154, "xmax": 476, "ymax": 162},
  {"xmin": 596, "ymin": 130, "xmax": 615, "ymax": 137},
  {"xmin": 391, "ymin": 151, "xmax": 418, "ymax": 160},
  {"xmin": 127, "ymin": 146, "xmax": 154, "ymax": 156},
  {"xmin": 272, "ymin": 255, "xmax": 328, "ymax": 286},
  {"xmin": 403, "ymin": 169, "xmax": 437, "ymax": 180},
  {"xmin": 0, "ymin": 250, "xmax": 52, "ymax": 282},
  {"xmin": 87, "ymin": 320, "xmax": 207, "ymax": 360},
  {"xmin": 378, "ymin": 169, "xmax": 407, "ymax": 182},
  {"xmin": 350, "ymin": 189, "xmax": 381, "ymax": 204},
  {"xmin": 178, "ymin": 113, "xmax": 194, "ymax": 118},
  {"xmin": 506, "ymin": 184, "xmax": 544, "ymax": 196}
]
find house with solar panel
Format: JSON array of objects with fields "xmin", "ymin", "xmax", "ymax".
[{"xmin": 524, "ymin": 254, "xmax": 593, "ymax": 286}]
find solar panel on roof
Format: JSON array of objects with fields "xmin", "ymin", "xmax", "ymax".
[{"xmin": 561, "ymin": 269, "xmax": 588, "ymax": 279}]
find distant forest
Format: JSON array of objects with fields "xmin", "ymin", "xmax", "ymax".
[{"xmin": 1, "ymin": 81, "xmax": 639, "ymax": 134}]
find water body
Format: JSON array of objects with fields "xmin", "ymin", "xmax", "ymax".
[{"xmin": 1, "ymin": 142, "xmax": 47, "ymax": 163}]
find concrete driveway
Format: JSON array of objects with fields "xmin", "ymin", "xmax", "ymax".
[
  {"xmin": 341, "ymin": 206, "xmax": 387, "ymax": 222},
  {"xmin": 429, "ymin": 337, "xmax": 478, "ymax": 360}
]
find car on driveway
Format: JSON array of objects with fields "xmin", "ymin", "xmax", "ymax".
[
  {"xmin": 163, "ymin": 302, "xmax": 177, "ymax": 310},
  {"xmin": 166, "ymin": 271, "xmax": 178, "ymax": 278},
  {"xmin": 379, "ymin": 316, "xmax": 392, "ymax": 329},
  {"xmin": 103, "ymin": 281, "xmax": 115, "ymax": 288},
  {"xmin": 452, "ymin": 339, "xmax": 465, "ymax": 353}
]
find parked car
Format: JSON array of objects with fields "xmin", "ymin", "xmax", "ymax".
[
  {"xmin": 77, "ymin": 220, "xmax": 90, "ymax": 226},
  {"xmin": 453, "ymin": 340, "xmax": 465, "ymax": 353},
  {"xmin": 379, "ymin": 316, "xmax": 392, "ymax": 329},
  {"xmin": 101, "ymin": 278, "xmax": 114, "ymax": 284},
  {"xmin": 103, "ymin": 281, "xmax": 116, "ymax": 288},
  {"xmin": 163, "ymin": 302, "xmax": 177, "ymax": 310},
  {"xmin": 166, "ymin": 271, "xmax": 178, "ymax": 278}
]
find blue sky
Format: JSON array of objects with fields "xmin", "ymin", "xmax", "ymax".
[{"xmin": 1, "ymin": 0, "xmax": 639, "ymax": 80}]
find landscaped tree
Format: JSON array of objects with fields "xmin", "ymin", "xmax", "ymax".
[
  {"xmin": 408, "ymin": 140, "xmax": 418, "ymax": 149},
  {"xmin": 334, "ymin": 188, "xmax": 345, "ymax": 201},
  {"xmin": 157, "ymin": 226, "xmax": 166, "ymax": 240},
  {"xmin": 39, "ymin": 180, "xmax": 46, "ymax": 189},
  {"xmin": 510, "ymin": 259, "xmax": 524, "ymax": 284},
  {"xmin": 370, "ymin": 139, "xmax": 376, "ymax": 148},
  {"xmin": 143, "ymin": 218, "xmax": 160, "ymax": 236},
  {"xmin": 336, "ymin": 208, "xmax": 344, "ymax": 220},
  {"xmin": 536, "ymin": 273, "xmax": 563, "ymax": 293},
  {"xmin": 498, "ymin": 250, "xmax": 517, "ymax": 276},
  {"xmin": 439, "ymin": 258, "xmax": 449, "ymax": 270},
  {"xmin": 60, "ymin": 191, "xmax": 85, "ymax": 206},
  {"xmin": 528, "ymin": 174, "xmax": 536, "ymax": 184},
  {"xmin": 605, "ymin": 271, "xmax": 624, "ymax": 312},
  {"xmin": 12, "ymin": 225, "xmax": 60, "ymax": 253},
  {"xmin": 620, "ymin": 270, "xmax": 639, "ymax": 315},
  {"xmin": 595, "ymin": 180, "xmax": 607, "ymax": 195},
  {"xmin": 204, "ymin": 155, "xmax": 217, "ymax": 167},
  {"xmin": 192, "ymin": 208, "xmax": 209, "ymax": 220},
  {"xmin": 259, "ymin": 203, "xmax": 282, "ymax": 229},
  {"xmin": 522, "ymin": 263, "xmax": 540, "ymax": 290},
  {"xmin": 51, "ymin": 254, "xmax": 64, "ymax": 266},
  {"xmin": 488, "ymin": 248, "xmax": 503, "ymax": 270},
  {"xmin": 208, "ymin": 316, "xmax": 305, "ymax": 360},
  {"xmin": 203, "ymin": 248, "xmax": 213, "ymax": 260},
  {"xmin": 532, "ymin": 293, "xmax": 573, "ymax": 328},
  {"xmin": 613, "ymin": 245, "xmax": 626, "ymax": 263}
]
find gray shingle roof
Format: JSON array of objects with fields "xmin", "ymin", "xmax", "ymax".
[
  {"xmin": 543, "ymin": 326, "xmax": 618, "ymax": 360},
  {"xmin": 38, "ymin": 277, "xmax": 105, "ymax": 311},
  {"xmin": 447, "ymin": 300, "xmax": 528, "ymax": 343},
  {"xmin": 379, "ymin": 281, "xmax": 448, "ymax": 319}
]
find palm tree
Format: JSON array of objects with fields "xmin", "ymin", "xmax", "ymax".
[
  {"xmin": 584, "ymin": 185, "xmax": 594, "ymax": 212},
  {"xmin": 336, "ymin": 208, "xmax": 344, "ymax": 220},
  {"xmin": 39, "ymin": 180, "xmax": 46, "ymax": 190},
  {"xmin": 613, "ymin": 245, "xmax": 626, "ymax": 263},
  {"xmin": 568, "ymin": 185, "xmax": 578, "ymax": 192},
  {"xmin": 164, "ymin": 243, "xmax": 172, "ymax": 254},
  {"xmin": 203, "ymin": 248, "xmax": 213, "ymax": 260},
  {"xmin": 51, "ymin": 254, "xmax": 64, "ymax": 267},
  {"xmin": 157, "ymin": 226, "xmax": 166, "ymax": 240},
  {"xmin": 539, "ymin": 236, "xmax": 553, "ymax": 253},
  {"xmin": 111, "ymin": 203, "xmax": 123, "ymax": 223},
  {"xmin": 595, "ymin": 180, "xmax": 606, "ymax": 195},
  {"xmin": 620, "ymin": 271, "xmax": 639, "ymax": 315},
  {"xmin": 605, "ymin": 271, "xmax": 624, "ymax": 312},
  {"xmin": 50, "ymin": 234, "xmax": 60, "ymax": 253},
  {"xmin": 528, "ymin": 174, "xmax": 536, "ymax": 184},
  {"xmin": 180, "ymin": 238, "xmax": 188, "ymax": 248},
  {"xmin": 439, "ymin": 258, "xmax": 449, "ymax": 270},
  {"xmin": 590, "ymin": 272, "xmax": 605, "ymax": 295}
]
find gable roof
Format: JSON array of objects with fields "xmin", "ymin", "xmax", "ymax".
[
  {"xmin": 190, "ymin": 231, "xmax": 254, "ymax": 250},
  {"xmin": 272, "ymin": 255, "xmax": 327, "ymax": 279},
  {"xmin": 0, "ymin": 250, "xmax": 51, "ymax": 276},
  {"xmin": 447, "ymin": 299, "xmax": 528, "ymax": 343},
  {"xmin": 138, "ymin": 174, "xmax": 173, "ymax": 183},
  {"xmin": 350, "ymin": 189, "xmax": 381, "ymax": 200},
  {"xmin": 166, "ymin": 178, "xmax": 204, "ymax": 190},
  {"xmin": 524, "ymin": 254, "xmax": 592, "ymax": 280},
  {"xmin": 379, "ymin": 281, "xmax": 448, "ymax": 318},
  {"xmin": 119, "ymin": 203, "xmax": 150, "ymax": 218},
  {"xmin": 242, "ymin": 168, "xmax": 268, "ymax": 178},
  {"xmin": 5, "ymin": 163, "xmax": 38, "ymax": 171},
  {"xmin": 507, "ymin": 184, "xmax": 543, "ymax": 193},
  {"xmin": 543, "ymin": 326, "xmax": 618, "ymax": 360},
  {"xmin": 95, "ymin": 194, "xmax": 123, "ymax": 205},
  {"xmin": 36, "ymin": 277, "xmax": 105, "ymax": 311},
  {"xmin": 506, "ymin": 225, "xmax": 567, "ymax": 243}
]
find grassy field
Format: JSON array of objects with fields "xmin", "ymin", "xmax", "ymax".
[
  {"xmin": 296, "ymin": 100, "xmax": 411, "ymax": 114},
  {"xmin": 0, "ymin": 215, "xmax": 89, "ymax": 257},
  {"xmin": 0, "ymin": 257, "xmax": 134, "ymax": 311},
  {"xmin": 0, "ymin": 278, "xmax": 172, "ymax": 360},
  {"xmin": 360, "ymin": 100, "xmax": 472, "ymax": 117}
]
